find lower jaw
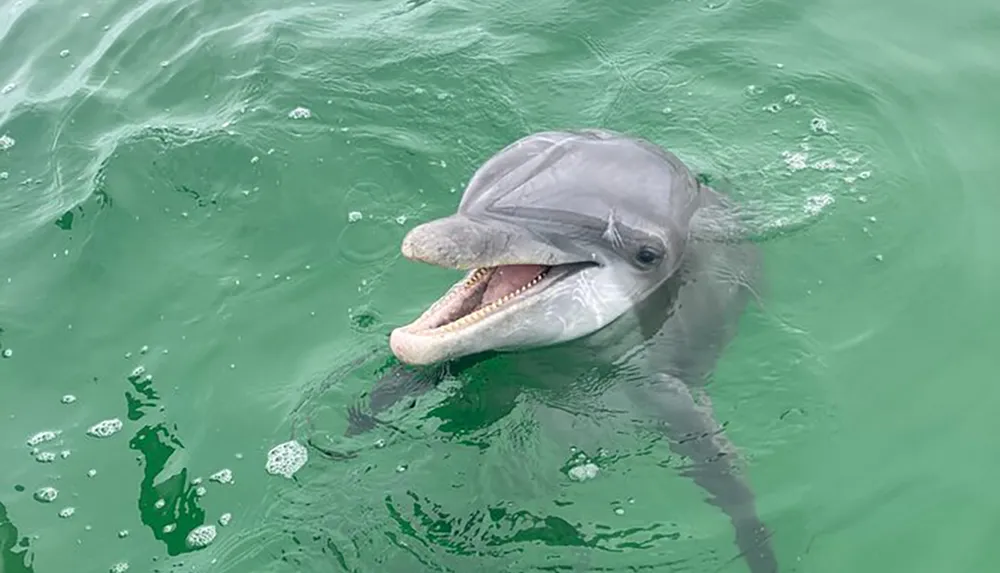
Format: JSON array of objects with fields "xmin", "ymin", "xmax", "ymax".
[
  {"xmin": 389, "ymin": 262, "xmax": 594, "ymax": 364},
  {"xmin": 399, "ymin": 265, "xmax": 552, "ymax": 335}
]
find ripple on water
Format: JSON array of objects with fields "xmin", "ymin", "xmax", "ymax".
[{"xmin": 335, "ymin": 180, "xmax": 414, "ymax": 266}]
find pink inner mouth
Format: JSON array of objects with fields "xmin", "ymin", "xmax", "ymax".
[
  {"xmin": 478, "ymin": 264, "xmax": 547, "ymax": 309},
  {"xmin": 400, "ymin": 263, "xmax": 552, "ymax": 334}
]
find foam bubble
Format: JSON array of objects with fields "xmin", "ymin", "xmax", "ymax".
[
  {"xmin": 209, "ymin": 469, "xmax": 233, "ymax": 484},
  {"xmin": 34, "ymin": 487, "xmax": 58, "ymax": 503},
  {"xmin": 288, "ymin": 107, "xmax": 312, "ymax": 119},
  {"xmin": 265, "ymin": 440, "xmax": 307, "ymax": 479},
  {"xmin": 61, "ymin": 394, "xmax": 77, "ymax": 404},
  {"xmin": 27, "ymin": 430, "xmax": 59, "ymax": 447},
  {"xmin": 781, "ymin": 150, "xmax": 808, "ymax": 171},
  {"xmin": 0, "ymin": 134, "xmax": 14, "ymax": 151},
  {"xmin": 568, "ymin": 463, "xmax": 600, "ymax": 482},
  {"xmin": 810, "ymin": 117, "xmax": 834, "ymax": 134},
  {"xmin": 218, "ymin": 513, "xmax": 232, "ymax": 526},
  {"xmin": 109, "ymin": 562, "xmax": 129, "ymax": 573},
  {"xmin": 58, "ymin": 507, "xmax": 75, "ymax": 518},
  {"xmin": 87, "ymin": 418, "xmax": 123, "ymax": 438},
  {"xmin": 804, "ymin": 194, "xmax": 835, "ymax": 216},
  {"xmin": 185, "ymin": 524, "xmax": 217, "ymax": 549},
  {"xmin": 35, "ymin": 452, "xmax": 56, "ymax": 463}
]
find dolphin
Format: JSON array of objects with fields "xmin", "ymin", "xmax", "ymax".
[{"xmin": 332, "ymin": 129, "xmax": 776, "ymax": 571}]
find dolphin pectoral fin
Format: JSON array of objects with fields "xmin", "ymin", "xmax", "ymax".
[
  {"xmin": 344, "ymin": 352, "xmax": 497, "ymax": 438},
  {"xmin": 624, "ymin": 373, "xmax": 778, "ymax": 573},
  {"xmin": 341, "ymin": 362, "xmax": 446, "ymax": 437}
]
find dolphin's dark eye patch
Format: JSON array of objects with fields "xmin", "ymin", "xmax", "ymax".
[{"xmin": 635, "ymin": 246, "xmax": 663, "ymax": 266}]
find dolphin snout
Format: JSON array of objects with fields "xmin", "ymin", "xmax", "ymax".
[
  {"xmin": 401, "ymin": 228, "xmax": 464, "ymax": 265},
  {"xmin": 400, "ymin": 216, "xmax": 495, "ymax": 270}
]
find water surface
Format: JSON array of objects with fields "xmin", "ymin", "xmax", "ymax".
[{"xmin": 2, "ymin": 0, "xmax": 999, "ymax": 571}]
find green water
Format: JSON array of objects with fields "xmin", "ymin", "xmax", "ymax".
[{"xmin": 2, "ymin": 0, "xmax": 999, "ymax": 571}]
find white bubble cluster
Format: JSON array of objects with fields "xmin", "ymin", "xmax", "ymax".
[
  {"xmin": 265, "ymin": 440, "xmax": 307, "ymax": 479},
  {"xmin": 781, "ymin": 150, "xmax": 808, "ymax": 171},
  {"xmin": 109, "ymin": 562, "xmax": 129, "ymax": 573},
  {"xmin": 58, "ymin": 507, "xmax": 75, "ymax": 518},
  {"xmin": 209, "ymin": 469, "xmax": 233, "ymax": 484},
  {"xmin": 27, "ymin": 430, "xmax": 59, "ymax": 447},
  {"xmin": 218, "ymin": 513, "xmax": 232, "ymax": 526},
  {"xmin": 185, "ymin": 524, "xmax": 217, "ymax": 549},
  {"xmin": 34, "ymin": 487, "xmax": 58, "ymax": 503},
  {"xmin": 0, "ymin": 134, "xmax": 14, "ymax": 151},
  {"xmin": 568, "ymin": 463, "xmax": 600, "ymax": 481},
  {"xmin": 35, "ymin": 452, "xmax": 56, "ymax": 463},
  {"xmin": 87, "ymin": 418, "xmax": 123, "ymax": 438},
  {"xmin": 810, "ymin": 117, "xmax": 834, "ymax": 134},
  {"xmin": 61, "ymin": 394, "xmax": 77, "ymax": 404},
  {"xmin": 804, "ymin": 194, "xmax": 834, "ymax": 216},
  {"xmin": 288, "ymin": 106, "xmax": 312, "ymax": 119}
]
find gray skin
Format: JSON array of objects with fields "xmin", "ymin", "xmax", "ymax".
[{"xmin": 338, "ymin": 129, "xmax": 775, "ymax": 571}]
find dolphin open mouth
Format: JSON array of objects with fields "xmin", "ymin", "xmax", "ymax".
[{"xmin": 397, "ymin": 263, "xmax": 587, "ymax": 336}]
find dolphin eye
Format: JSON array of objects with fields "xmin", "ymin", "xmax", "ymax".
[{"xmin": 634, "ymin": 245, "xmax": 662, "ymax": 266}]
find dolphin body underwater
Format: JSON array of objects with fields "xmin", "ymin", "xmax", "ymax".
[{"xmin": 327, "ymin": 129, "xmax": 777, "ymax": 572}]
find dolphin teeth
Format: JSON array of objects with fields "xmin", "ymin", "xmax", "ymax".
[
  {"xmin": 463, "ymin": 267, "xmax": 489, "ymax": 287},
  {"xmin": 437, "ymin": 267, "xmax": 551, "ymax": 332}
]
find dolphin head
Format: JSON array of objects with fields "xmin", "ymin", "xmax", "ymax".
[{"xmin": 389, "ymin": 129, "xmax": 707, "ymax": 366}]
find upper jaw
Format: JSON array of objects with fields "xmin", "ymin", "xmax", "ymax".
[{"xmin": 399, "ymin": 215, "xmax": 590, "ymax": 270}]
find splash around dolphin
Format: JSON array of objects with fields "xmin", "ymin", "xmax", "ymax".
[{"xmin": 354, "ymin": 129, "xmax": 776, "ymax": 571}]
